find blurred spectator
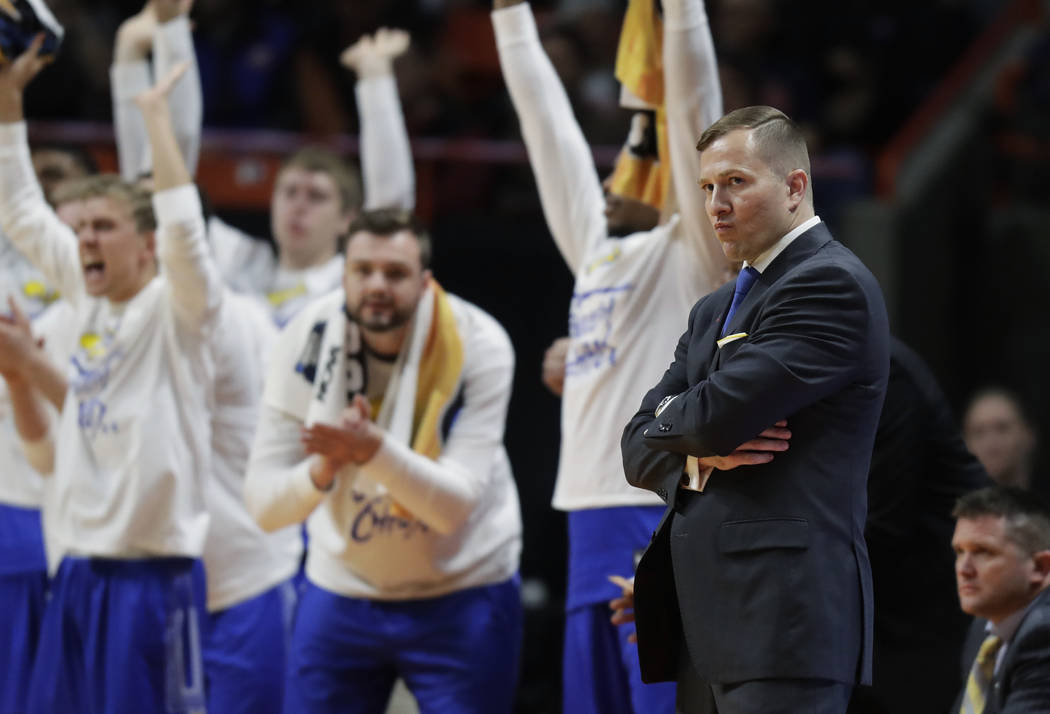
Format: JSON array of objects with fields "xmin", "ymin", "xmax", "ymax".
[{"xmin": 964, "ymin": 387, "xmax": 1038, "ymax": 491}]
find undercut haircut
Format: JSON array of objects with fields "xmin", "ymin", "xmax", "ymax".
[
  {"xmin": 346, "ymin": 208, "xmax": 432, "ymax": 270},
  {"xmin": 279, "ymin": 146, "xmax": 362, "ymax": 215},
  {"xmin": 953, "ymin": 486, "xmax": 1050, "ymax": 555},
  {"xmin": 695, "ymin": 105, "xmax": 812, "ymax": 182},
  {"xmin": 51, "ymin": 174, "xmax": 156, "ymax": 234}
]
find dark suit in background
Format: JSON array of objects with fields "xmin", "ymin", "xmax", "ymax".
[
  {"xmin": 952, "ymin": 587, "xmax": 1050, "ymax": 714},
  {"xmin": 622, "ymin": 221, "xmax": 890, "ymax": 712},
  {"xmin": 848, "ymin": 338, "xmax": 992, "ymax": 714}
]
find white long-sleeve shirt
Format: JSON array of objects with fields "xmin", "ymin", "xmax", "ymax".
[
  {"xmin": 0, "ymin": 122, "xmax": 222, "ymax": 558},
  {"xmin": 0, "ymin": 235, "xmax": 60, "ymax": 509},
  {"xmin": 245, "ymin": 293, "xmax": 521, "ymax": 600},
  {"xmin": 153, "ymin": 188, "xmax": 300, "ymax": 610},
  {"xmin": 494, "ymin": 0, "xmax": 725, "ymax": 510}
]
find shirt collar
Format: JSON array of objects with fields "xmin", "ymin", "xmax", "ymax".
[{"xmin": 744, "ymin": 215, "xmax": 822, "ymax": 274}]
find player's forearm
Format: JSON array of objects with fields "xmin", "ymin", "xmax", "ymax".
[
  {"xmin": 152, "ymin": 185, "xmax": 223, "ymax": 330},
  {"xmin": 111, "ymin": 61, "xmax": 153, "ymax": 181},
  {"xmin": 663, "ymin": 0, "xmax": 726, "ymax": 285},
  {"xmin": 493, "ymin": 1, "xmax": 605, "ymax": 272},
  {"xmin": 358, "ymin": 75, "xmax": 415, "ymax": 211},
  {"xmin": 245, "ymin": 405, "xmax": 328, "ymax": 531},
  {"xmin": 0, "ymin": 123, "xmax": 85, "ymax": 300},
  {"xmin": 5, "ymin": 375, "xmax": 50, "ymax": 445},
  {"xmin": 153, "ymin": 17, "xmax": 202, "ymax": 176}
]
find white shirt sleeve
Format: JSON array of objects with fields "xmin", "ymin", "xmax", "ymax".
[
  {"xmin": 153, "ymin": 16, "xmax": 202, "ymax": 177},
  {"xmin": 244, "ymin": 403, "xmax": 328, "ymax": 532},
  {"xmin": 110, "ymin": 61, "xmax": 153, "ymax": 181},
  {"xmin": 360, "ymin": 316, "xmax": 515, "ymax": 535},
  {"xmin": 0, "ymin": 122, "xmax": 85, "ymax": 304},
  {"xmin": 493, "ymin": 3, "xmax": 606, "ymax": 275},
  {"xmin": 663, "ymin": 0, "xmax": 726, "ymax": 287},
  {"xmin": 152, "ymin": 184, "xmax": 223, "ymax": 331},
  {"xmin": 358, "ymin": 75, "xmax": 415, "ymax": 211}
]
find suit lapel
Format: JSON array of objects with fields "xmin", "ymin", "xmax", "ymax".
[{"xmin": 716, "ymin": 222, "xmax": 835, "ymax": 348}]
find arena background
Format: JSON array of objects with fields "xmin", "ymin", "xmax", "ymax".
[{"xmin": 21, "ymin": 0, "xmax": 1049, "ymax": 709}]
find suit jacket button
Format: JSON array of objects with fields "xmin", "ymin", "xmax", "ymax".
[{"xmin": 658, "ymin": 423, "xmax": 671, "ymax": 432}]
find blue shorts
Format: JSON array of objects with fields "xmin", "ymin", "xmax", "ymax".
[
  {"xmin": 203, "ymin": 579, "xmax": 297, "ymax": 714},
  {"xmin": 563, "ymin": 506, "xmax": 675, "ymax": 714},
  {"xmin": 0, "ymin": 503, "xmax": 48, "ymax": 714},
  {"xmin": 284, "ymin": 576, "xmax": 523, "ymax": 714},
  {"xmin": 26, "ymin": 556, "xmax": 208, "ymax": 714},
  {"xmin": 0, "ymin": 570, "xmax": 47, "ymax": 714}
]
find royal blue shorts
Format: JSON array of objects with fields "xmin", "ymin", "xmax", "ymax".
[
  {"xmin": 284, "ymin": 576, "xmax": 522, "ymax": 714},
  {"xmin": 563, "ymin": 506, "xmax": 676, "ymax": 714},
  {"xmin": 203, "ymin": 579, "xmax": 297, "ymax": 714},
  {"xmin": 26, "ymin": 556, "xmax": 207, "ymax": 714},
  {"xmin": 0, "ymin": 503, "xmax": 47, "ymax": 714}
]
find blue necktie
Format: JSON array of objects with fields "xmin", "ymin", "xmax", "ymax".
[{"xmin": 721, "ymin": 266, "xmax": 759, "ymax": 336}]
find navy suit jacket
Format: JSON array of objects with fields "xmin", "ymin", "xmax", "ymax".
[
  {"xmin": 954, "ymin": 588, "xmax": 1050, "ymax": 714},
  {"xmin": 621, "ymin": 222, "xmax": 890, "ymax": 686}
]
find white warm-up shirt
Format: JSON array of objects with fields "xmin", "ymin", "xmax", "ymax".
[
  {"xmin": 155, "ymin": 191, "xmax": 300, "ymax": 609},
  {"xmin": 494, "ymin": 0, "xmax": 725, "ymax": 510},
  {"xmin": 0, "ymin": 122, "xmax": 222, "ymax": 559},
  {"xmin": 0, "ymin": 236, "xmax": 59, "ymax": 509},
  {"xmin": 245, "ymin": 293, "xmax": 521, "ymax": 600}
]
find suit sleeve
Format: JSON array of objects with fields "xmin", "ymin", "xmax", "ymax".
[
  {"xmin": 642, "ymin": 262, "xmax": 879, "ymax": 458},
  {"xmin": 621, "ymin": 304, "xmax": 697, "ymax": 500},
  {"xmin": 1000, "ymin": 616, "xmax": 1050, "ymax": 713}
]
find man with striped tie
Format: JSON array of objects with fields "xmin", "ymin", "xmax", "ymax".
[{"xmin": 951, "ymin": 486, "xmax": 1050, "ymax": 713}]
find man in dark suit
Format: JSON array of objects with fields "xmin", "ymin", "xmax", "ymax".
[
  {"xmin": 620, "ymin": 105, "xmax": 890, "ymax": 714},
  {"xmin": 848, "ymin": 338, "xmax": 992, "ymax": 714},
  {"xmin": 951, "ymin": 486, "xmax": 1050, "ymax": 714}
]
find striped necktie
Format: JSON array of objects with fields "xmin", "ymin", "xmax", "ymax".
[{"xmin": 961, "ymin": 634, "xmax": 1003, "ymax": 714}]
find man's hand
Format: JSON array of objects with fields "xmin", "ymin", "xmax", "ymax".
[
  {"xmin": 340, "ymin": 28, "xmax": 410, "ymax": 80},
  {"xmin": 608, "ymin": 574, "xmax": 637, "ymax": 644},
  {"xmin": 114, "ymin": 3, "xmax": 158, "ymax": 64},
  {"xmin": 0, "ymin": 34, "xmax": 49, "ymax": 123},
  {"xmin": 541, "ymin": 336, "xmax": 570, "ymax": 397},
  {"xmin": 301, "ymin": 395, "xmax": 381, "ymax": 490},
  {"xmin": 697, "ymin": 420, "xmax": 791, "ymax": 471},
  {"xmin": 0, "ymin": 297, "xmax": 38, "ymax": 382}
]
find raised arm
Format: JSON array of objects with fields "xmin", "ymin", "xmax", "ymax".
[
  {"xmin": 0, "ymin": 38, "xmax": 85, "ymax": 302},
  {"xmin": 492, "ymin": 0, "xmax": 605, "ymax": 274},
  {"xmin": 136, "ymin": 64, "xmax": 222, "ymax": 331},
  {"xmin": 111, "ymin": 3, "xmax": 156, "ymax": 180},
  {"xmin": 342, "ymin": 29, "xmax": 415, "ymax": 211},
  {"xmin": 663, "ymin": 0, "xmax": 725, "ymax": 288},
  {"xmin": 152, "ymin": 0, "xmax": 201, "ymax": 176}
]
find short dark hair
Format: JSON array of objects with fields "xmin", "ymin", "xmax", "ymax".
[
  {"xmin": 279, "ymin": 146, "xmax": 362, "ymax": 214},
  {"xmin": 953, "ymin": 486, "xmax": 1050, "ymax": 555},
  {"xmin": 695, "ymin": 105, "xmax": 811, "ymax": 181},
  {"xmin": 51, "ymin": 174, "xmax": 156, "ymax": 234},
  {"xmin": 345, "ymin": 208, "xmax": 432, "ymax": 269}
]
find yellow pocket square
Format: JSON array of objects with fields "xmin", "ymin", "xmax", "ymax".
[{"xmin": 716, "ymin": 332, "xmax": 747, "ymax": 348}]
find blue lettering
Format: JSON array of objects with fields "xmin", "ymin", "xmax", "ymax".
[{"xmin": 349, "ymin": 493, "xmax": 429, "ymax": 543}]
